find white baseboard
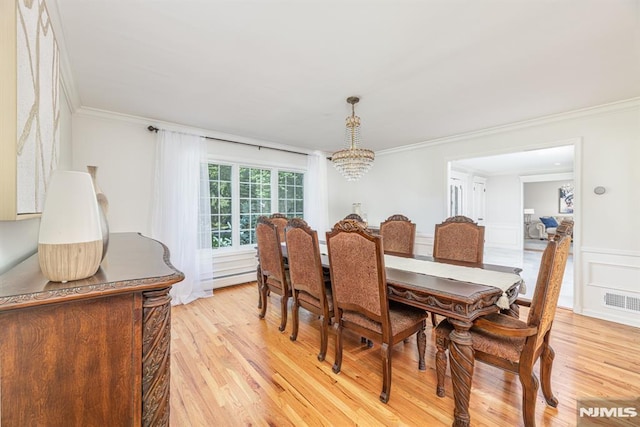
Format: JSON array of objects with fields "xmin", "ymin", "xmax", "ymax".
[{"xmin": 581, "ymin": 308, "xmax": 640, "ymax": 329}]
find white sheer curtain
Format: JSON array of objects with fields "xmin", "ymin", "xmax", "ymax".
[
  {"xmin": 304, "ymin": 151, "xmax": 330, "ymax": 234},
  {"xmin": 151, "ymin": 130, "xmax": 212, "ymax": 305}
]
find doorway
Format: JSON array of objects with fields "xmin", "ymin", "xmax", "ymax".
[{"xmin": 448, "ymin": 142, "xmax": 577, "ymax": 309}]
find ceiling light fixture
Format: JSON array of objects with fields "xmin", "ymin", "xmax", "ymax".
[{"xmin": 331, "ymin": 96, "xmax": 375, "ymax": 181}]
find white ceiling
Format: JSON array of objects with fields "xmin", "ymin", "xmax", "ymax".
[
  {"xmin": 50, "ymin": 0, "xmax": 639, "ymax": 156},
  {"xmin": 452, "ymin": 145, "xmax": 574, "ymax": 176}
]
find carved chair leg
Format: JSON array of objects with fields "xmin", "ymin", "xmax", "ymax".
[
  {"xmin": 435, "ymin": 333, "xmax": 449, "ymax": 397},
  {"xmin": 279, "ymin": 293, "xmax": 288, "ymax": 332},
  {"xmin": 540, "ymin": 342, "xmax": 558, "ymax": 407},
  {"xmin": 318, "ymin": 314, "xmax": 328, "ymax": 362},
  {"xmin": 380, "ymin": 342, "xmax": 391, "ymax": 403},
  {"xmin": 417, "ymin": 325, "xmax": 427, "ymax": 371},
  {"xmin": 519, "ymin": 370, "xmax": 540, "ymax": 427},
  {"xmin": 258, "ymin": 279, "xmax": 268, "ymax": 319},
  {"xmin": 332, "ymin": 323, "xmax": 343, "ymax": 374},
  {"xmin": 256, "ymin": 268, "xmax": 263, "ymax": 309},
  {"xmin": 289, "ymin": 294, "xmax": 299, "ymax": 341}
]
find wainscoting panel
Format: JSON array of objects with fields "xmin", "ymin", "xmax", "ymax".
[
  {"xmin": 581, "ymin": 248, "xmax": 640, "ymax": 328},
  {"xmin": 484, "ymin": 223, "xmax": 521, "ymax": 250}
]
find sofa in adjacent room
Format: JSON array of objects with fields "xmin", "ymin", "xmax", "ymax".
[{"xmin": 527, "ymin": 215, "xmax": 573, "ymax": 239}]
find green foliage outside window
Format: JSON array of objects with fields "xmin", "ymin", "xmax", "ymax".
[
  {"xmin": 278, "ymin": 171, "xmax": 304, "ymax": 218},
  {"xmin": 205, "ymin": 163, "xmax": 303, "ymax": 248},
  {"xmin": 208, "ymin": 164, "xmax": 233, "ymax": 248},
  {"xmin": 239, "ymin": 167, "xmax": 271, "ymax": 245}
]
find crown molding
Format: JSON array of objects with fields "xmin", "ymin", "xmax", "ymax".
[
  {"xmin": 377, "ymin": 97, "xmax": 640, "ymax": 157},
  {"xmin": 46, "ymin": 0, "xmax": 81, "ymax": 111}
]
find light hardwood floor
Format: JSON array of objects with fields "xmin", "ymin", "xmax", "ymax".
[{"xmin": 170, "ymin": 283, "xmax": 640, "ymax": 426}]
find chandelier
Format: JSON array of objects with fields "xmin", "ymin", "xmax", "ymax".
[{"xmin": 331, "ymin": 96, "xmax": 375, "ymax": 181}]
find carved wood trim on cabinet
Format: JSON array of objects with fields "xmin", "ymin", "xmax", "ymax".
[
  {"xmin": 142, "ymin": 288, "xmax": 172, "ymax": 426},
  {"xmin": 0, "ymin": 233, "xmax": 184, "ymax": 426}
]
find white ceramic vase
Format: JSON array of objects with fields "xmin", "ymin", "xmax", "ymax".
[{"xmin": 38, "ymin": 171, "xmax": 103, "ymax": 282}]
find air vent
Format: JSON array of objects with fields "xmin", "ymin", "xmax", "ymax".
[
  {"xmin": 627, "ymin": 296, "xmax": 640, "ymax": 312},
  {"xmin": 604, "ymin": 293, "xmax": 625, "ymax": 309},
  {"xmin": 604, "ymin": 292, "xmax": 640, "ymax": 312}
]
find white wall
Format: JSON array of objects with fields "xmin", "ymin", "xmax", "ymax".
[
  {"xmin": 72, "ymin": 113, "xmax": 157, "ymax": 235},
  {"xmin": 328, "ymin": 99, "xmax": 640, "ymax": 326},
  {"xmin": 0, "ymin": 82, "xmax": 73, "ymax": 274},
  {"xmin": 71, "ymin": 109, "xmax": 308, "ymax": 288},
  {"xmin": 328, "ymin": 142, "xmax": 450, "ymax": 236}
]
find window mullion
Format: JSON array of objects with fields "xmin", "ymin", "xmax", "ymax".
[
  {"xmin": 232, "ymin": 164, "xmax": 241, "ymax": 249},
  {"xmin": 272, "ymin": 168, "xmax": 279, "ymax": 214}
]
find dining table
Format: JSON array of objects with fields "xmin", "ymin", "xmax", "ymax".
[
  {"xmin": 382, "ymin": 252, "xmax": 522, "ymax": 427},
  {"xmin": 265, "ymin": 244, "xmax": 523, "ymax": 427}
]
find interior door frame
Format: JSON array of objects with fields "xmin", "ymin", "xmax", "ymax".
[{"xmin": 445, "ymin": 137, "xmax": 582, "ymax": 312}]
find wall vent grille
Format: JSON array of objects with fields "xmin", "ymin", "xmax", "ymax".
[
  {"xmin": 627, "ymin": 296, "xmax": 640, "ymax": 312},
  {"xmin": 604, "ymin": 292, "xmax": 640, "ymax": 312}
]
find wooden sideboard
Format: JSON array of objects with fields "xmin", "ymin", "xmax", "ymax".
[{"xmin": 0, "ymin": 233, "xmax": 184, "ymax": 426}]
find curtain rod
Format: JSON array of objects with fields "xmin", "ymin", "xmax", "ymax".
[{"xmin": 147, "ymin": 125, "xmax": 309, "ymax": 156}]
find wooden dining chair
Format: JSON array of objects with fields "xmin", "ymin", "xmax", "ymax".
[
  {"xmin": 433, "ymin": 215, "xmax": 485, "ymax": 264},
  {"xmin": 379, "ymin": 214, "xmax": 416, "ymax": 255},
  {"xmin": 284, "ymin": 218, "xmax": 334, "ymax": 361},
  {"xmin": 256, "ymin": 213, "xmax": 291, "ymax": 308},
  {"xmin": 270, "ymin": 212, "xmax": 289, "ymax": 243},
  {"xmin": 343, "ymin": 213, "xmax": 365, "ymax": 223},
  {"xmin": 430, "ymin": 215, "xmax": 485, "ymax": 325},
  {"xmin": 256, "ymin": 216, "xmax": 291, "ymax": 332},
  {"xmin": 326, "ymin": 219, "xmax": 428, "ymax": 403},
  {"xmin": 434, "ymin": 226, "xmax": 573, "ymax": 427}
]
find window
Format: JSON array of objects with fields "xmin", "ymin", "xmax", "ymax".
[
  {"xmin": 278, "ymin": 171, "xmax": 304, "ymax": 218},
  {"xmin": 204, "ymin": 162, "xmax": 303, "ymax": 249},
  {"xmin": 239, "ymin": 167, "xmax": 271, "ymax": 245},
  {"xmin": 207, "ymin": 164, "xmax": 232, "ymax": 248}
]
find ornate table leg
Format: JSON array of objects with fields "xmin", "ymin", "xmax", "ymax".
[
  {"xmin": 448, "ymin": 319, "xmax": 475, "ymax": 427},
  {"xmin": 142, "ymin": 288, "xmax": 172, "ymax": 427}
]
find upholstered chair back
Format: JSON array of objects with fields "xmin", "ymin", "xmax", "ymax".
[
  {"xmin": 285, "ymin": 218, "xmax": 325, "ymax": 300},
  {"xmin": 255, "ymin": 217, "xmax": 286, "ymax": 289},
  {"xmin": 527, "ymin": 229, "xmax": 572, "ymax": 352},
  {"xmin": 326, "ymin": 219, "xmax": 387, "ymax": 323},
  {"xmin": 379, "ymin": 214, "xmax": 416, "ymax": 255},
  {"xmin": 433, "ymin": 215, "xmax": 485, "ymax": 264},
  {"xmin": 269, "ymin": 213, "xmax": 289, "ymax": 243}
]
